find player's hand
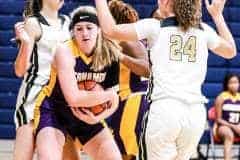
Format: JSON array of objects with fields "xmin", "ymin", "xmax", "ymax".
[
  {"xmin": 14, "ymin": 22, "xmax": 30, "ymax": 43},
  {"xmin": 107, "ymin": 88, "xmax": 119, "ymax": 110},
  {"xmin": 205, "ymin": 0, "xmax": 226, "ymax": 18},
  {"xmin": 71, "ymin": 106, "xmax": 113, "ymax": 125},
  {"xmin": 71, "ymin": 107, "xmax": 99, "ymax": 124}
]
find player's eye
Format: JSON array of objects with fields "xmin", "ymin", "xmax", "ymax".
[
  {"xmin": 87, "ymin": 27, "xmax": 93, "ymax": 30},
  {"xmin": 76, "ymin": 27, "xmax": 83, "ymax": 31}
]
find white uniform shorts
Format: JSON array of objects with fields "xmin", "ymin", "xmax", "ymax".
[
  {"xmin": 139, "ymin": 98, "xmax": 206, "ymax": 160},
  {"xmin": 14, "ymin": 81, "xmax": 43, "ymax": 129}
]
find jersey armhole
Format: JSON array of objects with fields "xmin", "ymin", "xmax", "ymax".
[{"xmin": 59, "ymin": 14, "xmax": 70, "ymax": 28}]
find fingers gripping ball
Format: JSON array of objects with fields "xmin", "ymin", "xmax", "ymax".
[{"xmin": 78, "ymin": 80, "xmax": 110, "ymax": 115}]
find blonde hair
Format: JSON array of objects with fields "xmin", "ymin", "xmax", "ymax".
[
  {"xmin": 173, "ymin": 0, "xmax": 201, "ymax": 31},
  {"xmin": 70, "ymin": 6, "xmax": 120, "ymax": 71}
]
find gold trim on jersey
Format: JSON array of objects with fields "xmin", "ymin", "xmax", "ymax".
[
  {"xmin": 34, "ymin": 67, "xmax": 57, "ymax": 130},
  {"xmin": 120, "ymin": 94, "xmax": 142, "ymax": 155},
  {"xmin": 119, "ymin": 63, "xmax": 131, "ymax": 100},
  {"xmin": 220, "ymin": 91, "xmax": 240, "ymax": 102},
  {"xmin": 66, "ymin": 39, "xmax": 92, "ymax": 64}
]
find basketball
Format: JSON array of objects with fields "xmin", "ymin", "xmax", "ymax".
[{"xmin": 78, "ymin": 80, "xmax": 110, "ymax": 115}]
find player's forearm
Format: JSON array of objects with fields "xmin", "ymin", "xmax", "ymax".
[
  {"xmin": 213, "ymin": 14, "xmax": 236, "ymax": 57},
  {"xmin": 95, "ymin": 0, "xmax": 117, "ymax": 37},
  {"xmin": 120, "ymin": 54, "xmax": 150, "ymax": 77},
  {"xmin": 69, "ymin": 90, "xmax": 113, "ymax": 108},
  {"xmin": 217, "ymin": 118, "xmax": 233, "ymax": 128},
  {"xmin": 14, "ymin": 41, "xmax": 32, "ymax": 77}
]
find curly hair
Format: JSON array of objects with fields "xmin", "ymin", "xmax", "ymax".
[
  {"xmin": 108, "ymin": 0, "xmax": 139, "ymax": 24},
  {"xmin": 23, "ymin": 0, "xmax": 42, "ymax": 17},
  {"xmin": 173, "ymin": 0, "xmax": 201, "ymax": 31}
]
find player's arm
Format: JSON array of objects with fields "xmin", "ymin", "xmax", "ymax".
[
  {"xmin": 71, "ymin": 88, "xmax": 119, "ymax": 124},
  {"xmin": 119, "ymin": 41, "xmax": 150, "ymax": 77},
  {"xmin": 205, "ymin": 0, "xmax": 236, "ymax": 59},
  {"xmin": 54, "ymin": 44, "xmax": 117, "ymax": 107},
  {"xmin": 14, "ymin": 18, "xmax": 40, "ymax": 77},
  {"xmin": 215, "ymin": 95, "xmax": 234, "ymax": 127},
  {"xmin": 95, "ymin": 0, "xmax": 138, "ymax": 41}
]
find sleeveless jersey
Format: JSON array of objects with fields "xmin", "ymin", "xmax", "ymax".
[
  {"xmin": 15, "ymin": 14, "xmax": 70, "ymax": 127},
  {"xmin": 118, "ymin": 63, "xmax": 148, "ymax": 100},
  {"xmin": 221, "ymin": 92, "xmax": 240, "ymax": 124},
  {"xmin": 49, "ymin": 39, "xmax": 119, "ymax": 108},
  {"xmin": 134, "ymin": 17, "xmax": 221, "ymax": 104}
]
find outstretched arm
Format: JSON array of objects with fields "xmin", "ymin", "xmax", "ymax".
[
  {"xmin": 55, "ymin": 44, "xmax": 116, "ymax": 107},
  {"xmin": 205, "ymin": 0, "xmax": 236, "ymax": 59}
]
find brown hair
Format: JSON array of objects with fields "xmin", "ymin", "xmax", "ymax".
[
  {"xmin": 108, "ymin": 0, "xmax": 139, "ymax": 24},
  {"xmin": 23, "ymin": 0, "xmax": 42, "ymax": 18},
  {"xmin": 71, "ymin": 6, "xmax": 120, "ymax": 71},
  {"xmin": 173, "ymin": 0, "xmax": 201, "ymax": 31}
]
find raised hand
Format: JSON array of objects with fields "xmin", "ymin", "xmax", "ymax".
[
  {"xmin": 14, "ymin": 22, "xmax": 30, "ymax": 43},
  {"xmin": 205, "ymin": 0, "xmax": 226, "ymax": 18}
]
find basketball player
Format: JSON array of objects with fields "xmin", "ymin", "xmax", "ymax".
[
  {"xmin": 95, "ymin": 0, "xmax": 237, "ymax": 159},
  {"xmin": 34, "ymin": 6, "xmax": 121, "ymax": 160},
  {"xmin": 215, "ymin": 73, "xmax": 240, "ymax": 160},
  {"xmin": 107, "ymin": 1, "xmax": 150, "ymax": 159},
  {"xmin": 14, "ymin": 1, "xmax": 107, "ymax": 160},
  {"xmin": 13, "ymin": 0, "xmax": 70, "ymax": 159}
]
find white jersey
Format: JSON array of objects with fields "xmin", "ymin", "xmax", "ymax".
[
  {"xmin": 15, "ymin": 14, "xmax": 70, "ymax": 128},
  {"xmin": 25, "ymin": 14, "xmax": 70, "ymax": 85},
  {"xmin": 134, "ymin": 17, "xmax": 221, "ymax": 104}
]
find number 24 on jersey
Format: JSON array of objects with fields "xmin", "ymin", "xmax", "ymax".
[{"xmin": 170, "ymin": 35, "xmax": 197, "ymax": 62}]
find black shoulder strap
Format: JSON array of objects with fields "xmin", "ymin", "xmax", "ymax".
[
  {"xmin": 58, "ymin": 14, "xmax": 66, "ymax": 26},
  {"xmin": 32, "ymin": 13, "xmax": 50, "ymax": 26},
  {"xmin": 160, "ymin": 17, "xmax": 178, "ymax": 28},
  {"xmin": 160, "ymin": 16, "xmax": 203, "ymax": 30}
]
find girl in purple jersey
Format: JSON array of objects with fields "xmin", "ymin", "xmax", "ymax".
[{"xmin": 34, "ymin": 6, "xmax": 121, "ymax": 160}]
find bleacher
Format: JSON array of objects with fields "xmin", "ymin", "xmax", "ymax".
[{"xmin": 0, "ymin": 0, "xmax": 239, "ymax": 152}]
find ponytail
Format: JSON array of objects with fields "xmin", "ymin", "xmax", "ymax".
[
  {"xmin": 23, "ymin": 0, "xmax": 42, "ymax": 17},
  {"xmin": 173, "ymin": 0, "xmax": 201, "ymax": 31}
]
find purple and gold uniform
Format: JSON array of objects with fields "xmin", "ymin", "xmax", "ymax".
[
  {"xmin": 107, "ymin": 59, "xmax": 149, "ymax": 156},
  {"xmin": 118, "ymin": 63, "xmax": 148, "ymax": 99},
  {"xmin": 34, "ymin": 39, "xmax": 118, "ymax": 144},
  {"xmin": 214, "ymin": 91, "xmax": 240, "ymax": 140},
  {"xmin": 220, "ymin": 92, "xmax": 240, "ymax": 124}
]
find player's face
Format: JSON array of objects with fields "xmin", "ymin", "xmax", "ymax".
[
  {"xmin": 228, "ymin": 76, "xmax": 240, "ymax": 93},
  {"xmin": 73, "ymin": 22, "xmax": 99, "ymax": 56},
  {"xmin": 43, "ymin": 0, "xmax": 64, "ymax": 11}
]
